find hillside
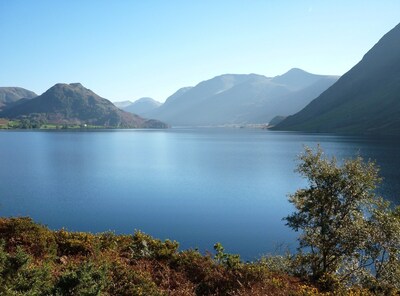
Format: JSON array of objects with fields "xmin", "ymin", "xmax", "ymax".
[
  {"xmin": 0, "ymin": 83, "xmax": 167, "ymax": 128},
  {"xmin": 123, "ymin": 97, "xmax": 162, "ymax": 116},
  {"xmin": 0, "ymin": 87, "xmax": 37, "ymax": 110},
  {"xmin": 146, "ymin": 69, "xmax": 338, "ymax": 126},
  {"xmin": 273, "ymin": 23, "xmax": 400, "ymax": 135}
]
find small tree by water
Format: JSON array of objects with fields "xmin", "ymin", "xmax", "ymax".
[{"xmin": 285, "ymin": 146, "xmax": 400, "ymax": 292}]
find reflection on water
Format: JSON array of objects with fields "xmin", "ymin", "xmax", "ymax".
[{"xmin": 0, "ymin": 128, "xmax": 399, "ymax": 260}]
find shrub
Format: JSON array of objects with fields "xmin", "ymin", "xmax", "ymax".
[
  {"xmin": 0, "ymin": 217, "xmax": 57, "ymax": 258},
  {"xmin": 108, "ymin": 261, "xmax": 164, "ymax": 296},
  {"xmin": 53, "ymin": 261, "xmax": 108, "ymax": 296},
  {"xmin": 259, "ymin": 254, "xmax": 292, "ymax": 274},
  {"xmin": 130, "ymin": 231, "xmax": 179, "ymax": 261},
  {"xmin": 213, "ymin": 242, "xmax": 241, "ymax": 270},
  {"xmin": 55, "ymin": 229, "xmax": 97, "ymax": 256},
  {"xmin": 0, "ymin": 241, "xmax": 54, "ymax": 295}
]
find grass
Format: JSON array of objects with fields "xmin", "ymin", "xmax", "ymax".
[
  {"xmin": 0, "ymin": 119, "xmax": 17, "ymax": 129},
  {"xmin": 0, "ymin": 118, "xmax": 106, "ymax": 130}
]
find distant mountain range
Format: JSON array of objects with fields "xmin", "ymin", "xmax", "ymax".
[
  {"xmin": 0, "ymin": 69, "xmax": 341, "ymax": 130},
  {"xmin": 4, "ymin": 23, "xmax": 400, "ymax": 133},
  {"xmin": 0, "ymin": 83, "xmax": 167, "ymax": 128},
  {"xmin": 121, "ymin": 97, "xmax": 162, "ymax": 116},
  {"xmin": 273, "ymin": 23, "xmax": 400, "ymax": 135},
  {"xmin": 144, "ymin": 69, "xmax": 338, "ymax": 126},
  {"xmin": 114, "ymin": 100, "xmax": 133, "ymax": 109},
  {"xmin": 0, "ymin": 87, "xmax": 37, "ymax": 110}
]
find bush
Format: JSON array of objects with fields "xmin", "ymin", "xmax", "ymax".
[
  {"xmin": 108, "ymin": 261, "xmax": 164, "ymax": 296},
  {"xmin": 55, "ymin": 229, "xmax": 97, "ymax": 256},
  {"xmin": 54, "ymin": 261, "xmax": 108, "ymax": 296},
  {"xmin": 213, "ymin": 242, "xmax": 241, "ymax": 270},
  {"xmin": 0, "ymin": 241, "xmax": 54, "ymax": 295},
  {"xmin": 259, "ymin": 254, "xmax": 292, "ymax": 274},
  {"xmin": 130, "ymin": 231, "xmax": 179, "ymax": 261},
  {"xmin": 0, "ymin": 217, "xmax": 57, "ymax": 258},
  {"xmin": 0, "ymin": 217, "xmax": 328, "ymax": 295}
]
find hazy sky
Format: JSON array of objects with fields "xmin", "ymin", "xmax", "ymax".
[{"xmin": 1, "ymin": 1, "xmax": 399, "ymax": 102}]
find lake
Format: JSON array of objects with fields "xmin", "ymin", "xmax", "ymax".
[{"xmin": 0, "ymin": 128, "xmax": 399, "ymax": 260}]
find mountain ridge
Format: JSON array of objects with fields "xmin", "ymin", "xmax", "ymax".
[
  {"xmin": 122, "ymin": 97, "xmax": 162, "ymax": 116},
  {"xmin": 146, "ymin": 69, "xmax": 339, "ymax": 126},
  {"xmin": 0, "ymin": 87, "xmax": 37, "ymax": 110},
  {"xmin": 113, "ymin": 100, "xmax": 133, "ymax": 109}
]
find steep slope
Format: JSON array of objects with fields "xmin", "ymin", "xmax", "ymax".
[
  {"xmin": 123, "ymin": 97, "xmax": 162, "ymax": 116},
  {"xmin": 0, "ymin": 87, "xmax": 37, "ymax": 110},
  {"xmin": 273, "ymin": 23, "xmax": 400, "ymax": 135},
  {"xmin": 1, "ymin": 83, "xmax": 167, "ymax": 128},
  {"xmin": 147, "ymin": 70, "xmax": 338, "ymax": 126}
]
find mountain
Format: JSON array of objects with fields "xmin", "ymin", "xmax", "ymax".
[
  {"xmin": 1, "ymin": 83, "xmax": 167, "ymax": 128},
  {"xmin": 271, "ymin": 68, "xmax": 332, "ymax": 91},
  {"xmin": 268, "ymin": 116, "xmax": 286, "ymax": 126},
  {"xmin": 114, "ymin": 100, "xmax": 133, "ymax": 109},
  {"xmin": 246, "ymin": 73, "xmax": 339, "ymax": 124},
  {"xmin": 0, "ymin": 87, "xmax": 37, "ymax": 110},
  {"xmin": 273, "ymin": 23, "xmax": 400, "ymax": 135},
  {"xmin": 146, "ymin": 70, "xmax": 338, "ymax": 126},
  {"xmin": 123, "ymin": 97, "xmax": 162, "ymax": 116},
  {"xmin": 164, "ymin": 87, "xmax": 193, "ymax": 104}
]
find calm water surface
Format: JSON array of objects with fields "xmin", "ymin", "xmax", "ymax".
[{"xmin": 0, "ymin": 128, "xmax": 399, "ymax": 260}]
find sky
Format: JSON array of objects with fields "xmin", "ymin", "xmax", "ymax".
[{"xmin": 1, "ymin": 1, "xmax": 399, "ymax": 103}]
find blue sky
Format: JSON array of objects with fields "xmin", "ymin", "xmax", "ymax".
[{"xmin": 1, "ymin": 1, "xmax": 399, "ymax": 102}]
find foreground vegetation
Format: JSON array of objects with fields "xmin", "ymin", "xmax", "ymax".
[
  {"xmin": 1, "ymin": 147, "xmax": 399, "ymax": 295},
  {"xmin": 286, "ymin": 147, "xmax": 400, "ymax": 294},
  {"xmin": 0, "ymin": 217, "xmax": 326, "ymax": 296}
]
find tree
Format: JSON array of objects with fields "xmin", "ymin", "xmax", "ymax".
[
  {"xmin": 285, "ymin": 146, "xmax": 400, "ymax": 291},
  {"xmin": 363, "ymin": 203, "xmax": 400, "ymax": 292}
]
